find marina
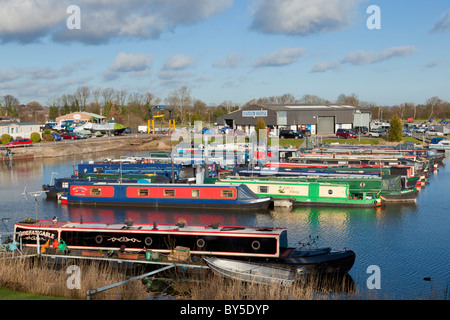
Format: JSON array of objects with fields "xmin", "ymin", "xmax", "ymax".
[{"xmin": 1, "ymin": 145, "xmax": 449, "ymax": 299}]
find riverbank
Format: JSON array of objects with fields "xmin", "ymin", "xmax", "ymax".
[{"xmin": 1, "ymin": 135, "xmax": 174, "ymax": 159}]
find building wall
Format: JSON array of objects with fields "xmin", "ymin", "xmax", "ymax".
[{"xmin": 0, "ymin": 123, "xmax": 41, "ymax": 139}]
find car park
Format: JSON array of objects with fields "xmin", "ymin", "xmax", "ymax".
[
  {"xmin": 60, "ymin": 132, "xmax": 81, "ymax": 140},
  {"xmin": 6, "ymin": 138, "xmax": 33, "ymax": 147},
  {"xmin": 335, "ymin": 129, "xmax": 358, "ymax": 139},
  {"xmin": 279, "ymin": 130, "xmax": 303, "ymax": 139}
]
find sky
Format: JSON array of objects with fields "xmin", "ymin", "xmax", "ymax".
[{"xmin": 0, "ymin": 0, "xmax": 449, "ymax": 107}]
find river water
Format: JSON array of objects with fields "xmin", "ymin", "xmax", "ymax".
[{"xmin": 0, "ymin": 150, "xmax": 449, "ymax": 300}]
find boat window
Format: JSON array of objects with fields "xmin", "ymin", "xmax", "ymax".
[
  {"xmin": 258, "ymin": 186, "xmax": 268, "ymax": 193},
  {"xmin": 138, "ymin": 189, "xmax": 149, "ymax": 196},
  {"xmin": 62, "ymin": 182, "xmax": 69, "ymax": 188},
  {"xmin": 192, "ymin": 190, "xmax": 200, "ymax": 197},
  {"xmin": 221, "ymin": 190, "xmax": 234, "ymax": 198},
  {"xmin": 164, "ymin": 189, "xmax": 175, "ymax": 197},
  {"xmin": 328, "ymin": 189, "xmax": 333, "ymax": 195},
  {"xmin": 90, "ymin": 188, "xmax": 101, "ymax": 196}
]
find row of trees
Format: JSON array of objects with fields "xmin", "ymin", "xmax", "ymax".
[{"xmin": 1, "ymin": 89, "xmax": 449, "ymax": 128}]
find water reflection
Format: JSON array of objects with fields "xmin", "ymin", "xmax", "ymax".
[{"xmin": 60, "ymin": 203, "xmax": 262, "ymax": 227}]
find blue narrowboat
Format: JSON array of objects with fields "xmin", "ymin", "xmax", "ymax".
[{"xmin": 62, "ymin": 181, "xmax": 272, "ymax": 211}]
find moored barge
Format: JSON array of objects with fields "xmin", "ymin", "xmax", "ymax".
[
  {"xmin": 62, "ymin": 181, "xmax": 272, "ymax": 211},
  {"xmin": 14, "ymin": 220, "xmax": 355, "ymax": 274}
]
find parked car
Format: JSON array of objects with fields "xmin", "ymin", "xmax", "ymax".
[
  {"xmin": 402, "ymin": 130, "xmax": 413, "ymax": 137},
  {"xmin": 51, "ymin": 132, "xmax": 62, "ymax": 141},
  {"xmin": 298, "ymin": 128, "xmax": 311, "ymax": 136},
  {"xmin": 369, "ymin": 128, "xmax": 387, "ymax": 138},
  {"xmin": 336, "ymin": 129, "xmax": 358, "ymax": 139},
  {"xmin": 6, "ymin": 138, "xmax": 32, "ymax": 147},
  {"xmin": 353, "ymin": 126, "xmax": 368, "ymax": 134},
  {"xmin": 279, "ymin": 130, "xmax": 303, "ymax": 139},
  {"xmin": 74, "ymin": 132, "xmax": 87, "ymax": 139},
  {"xmin": 60, "ymin": 132, "xmax": 81, "ymax": 140},
  {"xmin": 219, "ymin": 126, "xmax": 233, "ymax": 134}
]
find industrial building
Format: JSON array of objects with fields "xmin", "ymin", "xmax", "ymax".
[{"xmin": 216, "ymin": 104, "xmax": 371, "ymax": 135}]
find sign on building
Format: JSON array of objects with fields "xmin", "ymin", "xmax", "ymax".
[{"xmin": 242, "ymin": 110, "xmax": 268, "ymax": 117}]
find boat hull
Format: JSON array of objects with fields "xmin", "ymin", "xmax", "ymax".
[{"xmin": 65, "ymin": 197, "xmax": 272, "ymax": 210}]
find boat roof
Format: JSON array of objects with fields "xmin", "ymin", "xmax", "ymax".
[
  {"xmin": 68, "ymin": 181, "xmax": 243, "ymax": 188},
  {"xmin": 15, "ymin": 220, "xmax": 287, "ymax": 236}
]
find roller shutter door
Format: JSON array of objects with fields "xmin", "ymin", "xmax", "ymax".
[{"xmin": 317, "ymin": 116, "xmax": 335, "ymax": 133}]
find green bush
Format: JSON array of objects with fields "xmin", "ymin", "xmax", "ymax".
[
  {"xmin": 387, "ymin": 115, "xmax": 403, "ymax": 142},
  {"xmin": 30, "ymin": 132, "xmax": 41, "ymax": 143},
  {"xmin": 255, "ymin": 118, "xmax": 267, "ymax": 142},
  {"xmin": 1, "ymin": 134, "xmax": 12, "ymax": 144},
  {"xmin": 42, "ymin": 129, "xmax": 53, "ymax": 142}
]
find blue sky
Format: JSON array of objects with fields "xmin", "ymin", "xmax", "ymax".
[{"xmin": 0, "ymin": 0, "xmax": 449, "ymax": 107}]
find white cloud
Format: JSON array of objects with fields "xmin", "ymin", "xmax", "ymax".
[
  {"xmin": 310, "ymin": 61, "xmax": 341, "ymax": 73},
  {"xmin": 109, "ymin": 52, "xmax": 153, "ymax": 72},
  {"xmin": 104, "ymin": 52, "xmax": 153, "ymax": 81},
  {"xmin": 0, "ymin": 0, "xmax": 67, "ymax": 43},
  {"xmin": 0, "ymin": 0, "xmax": 233, "ymax": 44},
  {"xmin": 162, "ymin": 55, "xmax": 195, "ymax": 70},
  {"xmin": 213, "ymin": 53, "xmax": 244, "ymax": 68},
  {"xmin": 250, "ymin": 0, "xmax": 361, "ymax": 36},
  {"xmin": 342, "ymin": 46, "xmax": 416, "ymax": 65},
  {"xmin": 431, "ymin": 10, "xmax": 450, "ymax": 32},
  {"xmin": 253, "ymin": 47, "xmax": 306, "ymax": 68}
]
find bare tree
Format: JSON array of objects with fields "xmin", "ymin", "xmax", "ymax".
[
  {"xmin": 336, "ymin": 93, "xmax": 359, "ymax": 106},
  {"xmin": 75, "ymin": 86, "xmax": 91, "ymax": 110},
  {"xmin": 165, "ymin": 86, "xmax": 192, "ymax": 123},
  {"xmin": 426, "ymin": 96, "xmax": 442, "ymax": 120},
  {"xmin": 102, "ymin": 88, "xmax": 115, "ymax": 106},
  {"xmin": 2, "ymin": 95, "xmax": 20, "ymax": 115},
  {"xmin": 102, "ymin": 87, "xmax": 115, "ymax": 117},
  {"xmin": 92, "ymin": 88, "xmax": 101, "ymax": 105},
  {"xmin": 298, "ymin": 94, "xmax": 328, "ymax": 104}
]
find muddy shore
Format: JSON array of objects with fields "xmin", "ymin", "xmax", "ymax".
[{"xmin": 1, "ymin": 135, "xmax": 174, "ymax": 159}]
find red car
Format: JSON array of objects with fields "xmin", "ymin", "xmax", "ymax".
[
  {"xmin": 6, "ymin": 138, "xmax": 32, "ymax": 147},
  {"xmin": 60, "ymin": 132, "xmax": 80, "ymax": 140},
  {"xmin": 336, "ymin": 128, "xmax": 358, "ymax": 139}
]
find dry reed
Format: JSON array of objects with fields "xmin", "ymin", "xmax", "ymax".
[
  {"xmin": 0, "ymin": 257, "xmax": 149, "ymax": 300},
  {"xmin": 173, "ymin": 270, "xmax": 360, "ymax": 300}
]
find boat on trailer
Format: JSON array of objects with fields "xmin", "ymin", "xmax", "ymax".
[
  {"xmin": 14, "ymin": 220, "xmax": 356, "ymax": 274},
  {"xmin": 61, "ymin": 181, "xmax": 272, "ymax": 211}
]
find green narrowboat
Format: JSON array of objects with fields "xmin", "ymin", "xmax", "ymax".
[{"xmin": 215, "ymin": 179, "xmax": 383, "ymax": 208}]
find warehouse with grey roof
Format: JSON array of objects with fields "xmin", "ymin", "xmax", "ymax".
[{"xmin": 216, "ymin": 104, "xmax": 371, "ymax": 135}]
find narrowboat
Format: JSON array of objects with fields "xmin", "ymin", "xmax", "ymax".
[
  {"xmin": 215, "ymin": 179, "xmax": 382, "ymax": 208},
  {"xmin": 231, "ymin": 168, "xmax": 418, "ymax": 202},
  {"xmin": 62, "ymin": 181, "xmax": 272, "ymax": 210},
  {"xmin": 262, "ymin": 163, "xmax": 420, "ymax": 188},
  {"xmin": 14, "ymin": 220, "xmax": 356, "ymax": 274}
]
